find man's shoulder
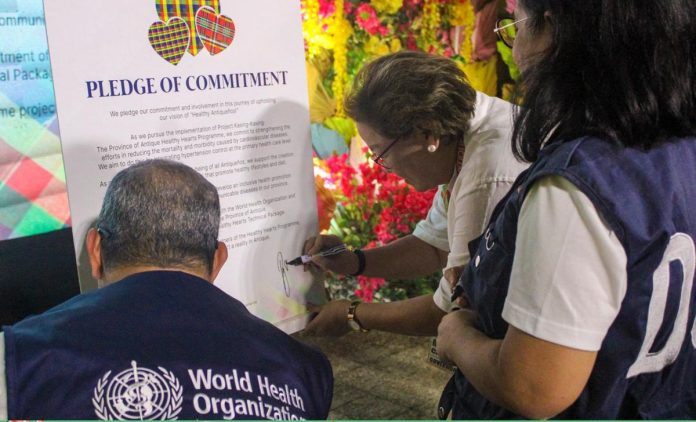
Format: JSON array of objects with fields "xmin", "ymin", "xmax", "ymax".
[{"xmin": 7, "ymin": 271, "xmax": 221, "ymax": 333}]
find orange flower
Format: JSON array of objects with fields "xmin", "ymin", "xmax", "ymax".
[{"xmin": 315, "ymin": 175, "xmax": 337, "ymax": 231}]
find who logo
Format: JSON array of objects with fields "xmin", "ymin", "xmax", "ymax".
[{"xmin": 92, "ymin": 360, "xmax": 183, "ymax": 420}]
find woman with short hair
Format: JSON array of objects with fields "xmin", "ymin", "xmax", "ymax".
[{"xmin": 303, "ymin": 51, "xmax": 527, "ymax": 337}]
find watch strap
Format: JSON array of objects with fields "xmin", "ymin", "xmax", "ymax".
[
  {"xmin": 351, "ymin": 249, "xmax": 366, "ymax": 276},
  {"xmin": 347, "ymin": 301, "xmax": 369, "ymax": 332}
]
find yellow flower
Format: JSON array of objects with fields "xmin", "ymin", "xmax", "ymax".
[
  {"xmin": 365, "ymin": 36, "xmax": 390, "ymax": 57},
  {"xmin": 301, "ymin": 0, "xmax": 323, "ymax": 58},
  {"xmin": 371, "ymin": 0, "xmax": 403, "ymax": 15},
  {"xmin": 389, "ymin": 37, "xmax": 402, "ymax": 53},
  {"xmin": 449, "ymin": 2, "xmax": 469, "ymax": 26},
  {"xmin": 332, "ymin": 0, "xmax": 350, "ymax": 117},
  {"xmin": 421, "ymin": 0, "xmax": 442, "ymax": 52}
]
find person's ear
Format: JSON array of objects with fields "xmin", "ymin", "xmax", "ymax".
[
  {"xmin": 86, "ymin": 228, "xmax": 104, "ymax": 281},
  {"xmin": 208, "ymin": 241, "xmax": 229, "ymax": 284},
  {"xmin": 540, "ymin": 11, "xmax": 555, "ymax": 47},
  {"xmin": 543, "ymin": 11, "xmax": 554, "ymax": 27}
]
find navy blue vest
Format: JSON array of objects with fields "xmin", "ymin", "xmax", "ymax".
[
  {"xmin": 4, "ymin": 271, "xmax": 333, "ymax": 419},
  {"xmin": 450, "ymin": 136, "xmax": 696, "ymax": 419}
]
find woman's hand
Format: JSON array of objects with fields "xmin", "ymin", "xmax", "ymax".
[
  {"xmin": 444, "ymin": 265, "xmax": 470, "ymax": 308},
  {"xmin": 303, "ymin": 235, "xmax": 359, "ymax": 275},
  {"xmin": 303, "ymin": 300, "xmax": 353, "ymax": 337},
  {"xmin": 436, "ymin": 308, "xmax": 478, "ymax": 363}
]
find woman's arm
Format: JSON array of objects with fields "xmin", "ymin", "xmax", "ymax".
[
  {"xmin": 437, "ymin": 310, "xmax": 596, "ymax": 419},
  {"xmin": 305, "ymin": 234, "xmax": 447, "ymax": 279},
  {"xmin": 304, "ymin": 294, "xmax": 447, "ymax": 337}
]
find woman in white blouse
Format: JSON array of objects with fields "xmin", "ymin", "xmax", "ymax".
[{"xmin": 302, "ymin": 51, "xmax": 527, "ymax": 337}]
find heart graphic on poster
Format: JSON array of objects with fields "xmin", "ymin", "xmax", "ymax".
[
  {"xmin": 148, "ymin": 18, "xmax": 191, "ymax": 65},
  {"xmin": 195, "ymin": 6, "xmax": 236, "ymax": 55},
  {"xmin": 155, "ymin": 0, "xmax": 220, "ymax": 56}
]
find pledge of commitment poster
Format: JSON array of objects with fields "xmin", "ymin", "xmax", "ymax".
[{"xmin": 43, "ymin": 0, "xmax": 323, "ymax": 332}]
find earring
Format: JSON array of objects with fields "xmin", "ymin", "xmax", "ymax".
[{"xmin": 427, "ymin": 144, "xmax": 437, "ymax": 153}]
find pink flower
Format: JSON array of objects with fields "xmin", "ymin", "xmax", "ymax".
[
  {"xmin": 355, "ymin": 3, "xmax": 382, "ymax": 35},
  {"xmin": 406, "ymin": 33, "xmax": 418, "ymax": 50},
  {"xmin": 356, "ymin": 275, "xmax": 386, "ymax": 302},
  {"xmin": 318, "ymin": 0, "xmax": 335, "ymax": 18},
  {"xmin": 440, "ymin": 30, "xmax": 450, "ymax": 44},
  {"xmin": 319, "ymin": 150, "xmax": 437, "ymax": 301}
]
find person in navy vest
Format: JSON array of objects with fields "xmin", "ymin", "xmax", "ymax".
[
  {"xmin": 435, "ymin": 0, "xmax": 696, "ymax": 419},
  {"xmin": 0, "ymin": 159, "xmax": 333, "ymax": 420}
]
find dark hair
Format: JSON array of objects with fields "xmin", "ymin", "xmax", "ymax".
[
  {"xmin": 345, "ymin": 50, "xmax": 476, "ymax": 144},
  {"xmin": 512, "ymin": 0, "xmax": 696, "ymax": 162},
  {"xmin": 96, "ymin": 159, "xmax": 220, "ymax": 274}
]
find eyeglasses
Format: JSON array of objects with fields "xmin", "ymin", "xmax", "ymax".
[
  {"xmin": 494, "ymin": 17, "xmax": 529, "ymax": 48},
  {"xmin": 371, "ymin": 138, "xmax": 400, "ymax": 170}
]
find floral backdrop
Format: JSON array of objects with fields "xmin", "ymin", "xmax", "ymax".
[
  {"xmin": 304, "ymin": 0, "xmax": 517, "ymax": 302},
  {"xmin": 314, "ymin": 151, "xmax": 439, "ymax": 302}
]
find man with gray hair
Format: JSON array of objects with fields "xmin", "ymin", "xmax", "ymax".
[{"xmin": 0, "ymin": 159, "xmax": 333, "ymax": 420}]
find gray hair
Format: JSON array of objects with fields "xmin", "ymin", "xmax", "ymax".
[
  {"xmin": 96, "ymin": 159, "xmax": 220, "ymax": 274},
  {"xmin": 345, "ymin": 50, "xmax": 476, "ymax": 145}
]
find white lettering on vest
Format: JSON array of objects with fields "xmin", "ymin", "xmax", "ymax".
[
  {"xmin": 194, "ymin": 393, "xmax": 211, "ymax": 414},
  {"xmin": 627, "ymin": 232, "xmax": 696, "ymax": 378},
  {"xmin": 256, "ymin": 375, "xmax": 306, "ymax": 411},
  {"xmin": 188, "ymin": 368, "xmax": 252, "ymax": 392}
]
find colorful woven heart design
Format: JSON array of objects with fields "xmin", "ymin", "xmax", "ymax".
[
  {"xmin": 195, "ymin": 6, "xmax": 235, "ymax": 55},
  {"xmin": 148, "ymin": 17, "xmax": 191, "ymax": 65},
  {"xmin": 155, "ymin": 0, "xmax": 220, "ymax": 56}
]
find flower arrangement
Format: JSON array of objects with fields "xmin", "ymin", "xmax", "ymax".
[
  {"xmin": 315, "ymin": 150, "xmax": 440, "ymax": 302},
  {"xmin": 302, "ymin": 0, "xmax": 477, "ymax": 113}
]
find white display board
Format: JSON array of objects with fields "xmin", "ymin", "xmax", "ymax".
[{"xmin": 43, "ymin": 0, "xmax": 322, "ymax": 333}]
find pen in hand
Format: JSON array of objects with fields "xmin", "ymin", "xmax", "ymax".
[{"xmin": 286, "ymin": 244, "xmax": 348, "ymax": 266}]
